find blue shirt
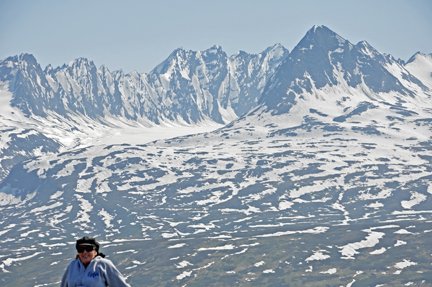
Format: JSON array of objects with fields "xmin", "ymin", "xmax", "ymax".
[{"xmin": 61, "ymin": 256, "xmax": 131, "ymax": 287}]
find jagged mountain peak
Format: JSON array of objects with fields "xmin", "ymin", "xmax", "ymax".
[
  {"xmin": 356, "ymin": 40, "xmax": 375, "ymax": 51},
  {"xmin": 263, "ymin": 43, "xmax": 287, "ymax": 54},
  {"xmin": 65, "ymin": 57, "xmax": 97, "ymax": 73},
  {"xmin": 1, "ymin": 53, "xmax": 39, "ymax": 70},
  {"xmin": 406, "ymin": 51, "xmax": 429, "ymax": 64},
  {"xmin": 231, "ymin": 44, "xmax": 288, "ymax": 63},
  {"xmin": 161, "ymin": 45, "xmax": 224, "ymax": 62},
  {"xmin": 404, "ymin": 51, "xmax": 432, "ymax": 90},
  {"xmin": 152, "ymin": 45, "xmax": 229, "ymax": 78},
  {"xmin": 47, "ymin": 57, "xmax": 101, "ymax": 82},
  {"xmin": 17, "ymin": 53, "xmax": 38, "ymax": 65},
  {"xmin": 3, "ymin": 53, "xmax": 46, "ymax": 79},
  {"xmin": 259, "ymin": 25, "xmax": 416, "ymax": 115},
  {"xmin": 200, "ymin": 45, "xmax": 228, "ymax": 63},
  {"xmin": 152, "ymin": 47, "xmax": 191, "ymax": 75},
  {"xmin": 204, "ymin": 44, "xmax": 223, "ymax": 53},
  {"xmin": 307, "ymin": 24, "xmax": 332, "ymax": 34},
  {"xmin": 232, "ymin": 50, "xmax": 248, "ymax": 58},
  {"xmin": 170, "ymin": 46, "xmax": 188, "ymax": 57},
  {"xmin": 112, "ymin": 68, "xmax": 125, "ymax": 77},
  {"xmin": 355, "ymin": 40, "xmax": 385, "ymax": 60},
  {"xmin": 44, "ymin": 64, "xmax": 54, "ymax": 73},
  {"xmin": 300, "ymin": 25, "xmax": 348, "ymax": 47},
  {"xmin": 311, "ymin": 24, "xmax": 325, "ymax": 31},
  {"xmin": 283, "ymin": 25, "xmax": 355, "ymax": 72},
  {"xmin": 127, "ymin": 70, "xmax": 140, "ymax": 78},
  {"xmin": 98, "ymin": 64, "xmax": 111, "ymax": 74},
  {"xmin": 262, "ymin": 26, "xmax": 353, "ymax": 95}
]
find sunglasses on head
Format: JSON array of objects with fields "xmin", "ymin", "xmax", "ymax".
[{"xmin": 77, "ymin": 246, "xmax": 95, "ymax": 253}]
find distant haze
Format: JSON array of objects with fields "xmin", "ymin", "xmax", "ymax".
[{"xmin": 0, "ymin": 0, "xmax": 431, "ymax": 74}]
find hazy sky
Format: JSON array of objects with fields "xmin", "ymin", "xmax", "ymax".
[{"xmin": 1, "ymin": 0, "xmax": 431, "ymax": 74}]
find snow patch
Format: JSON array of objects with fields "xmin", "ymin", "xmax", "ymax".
[
  {"xmin": 306, "ymin": 250, "xmax": 330, "ymax": 262},
  {"xmin": 320, "ymin": 268, "xmax": 337, "ymax": 274}
]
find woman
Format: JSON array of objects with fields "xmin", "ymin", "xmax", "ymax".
[{"xmin": 61, "ymin": 236, "xmax": 131, "ymax": 287}]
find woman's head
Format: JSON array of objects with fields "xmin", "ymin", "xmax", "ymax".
[{"xmin": 76, "ymin": 236, "xmax": 99, "ymax": 266}]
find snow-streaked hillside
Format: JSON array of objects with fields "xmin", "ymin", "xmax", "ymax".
[
  {"xmin": 1, "ymin": 116, "xmax": 432, "ymax": 286},
  {"xmin": 0, "ymin": 25, "xmax": 432, "ymax": 286}
]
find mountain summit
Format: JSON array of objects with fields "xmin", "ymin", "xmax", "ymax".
[{"xmin": 259, "ymin": 25, "xmax": 419, "ymax": 115}]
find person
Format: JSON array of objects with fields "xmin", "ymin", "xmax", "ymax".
[{"xmin": 61, "ymin": 236, "xmax": 131, "ymax": 287}]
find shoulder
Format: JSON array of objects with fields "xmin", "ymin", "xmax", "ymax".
[
  {"xmin": 92, "ymin": 256, "xmax": 115, "ymax": 266},
  {"xmin": 63, "ymin": 259, "xmax": 83, "ymax": 274},
  {"xmin": 67, "ymin": 258, "xmax": 82, "ymax": 267}
]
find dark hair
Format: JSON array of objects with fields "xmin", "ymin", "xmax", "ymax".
[
  {"xmin": 75, "ymin": 236, "xmax": 106, "ymax": 258},
  {"xmin": 76, "ymin": 236, "xmax": 100, "ymax": 251}
]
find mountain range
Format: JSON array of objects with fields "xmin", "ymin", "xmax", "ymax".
[{"xmin": 0, "ymin": 25, "xmax": 432, "ymax": 286}]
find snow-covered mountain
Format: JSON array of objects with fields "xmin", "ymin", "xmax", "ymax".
[
  {"xmin": 2, "ymin": 44, "xmax": 288, "ymax": 124},
  {"xmin": 0, "ymin": 44, "xmax": 288, "ymax": 180},
  {"xmin": 1, "ymin": 25, "xmax": 432, "ymax": 286},
  {"xmin": 258, "ymin": 25, "xmax": 430, "ymax": 114}
]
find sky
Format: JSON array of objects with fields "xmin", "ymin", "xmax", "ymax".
[{"xmin": 1, "ymin": 0, "xmax": 431, "ymax": 74}]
